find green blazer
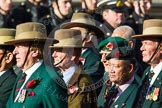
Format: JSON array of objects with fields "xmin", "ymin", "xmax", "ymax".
[
  {"xmin": 67, "ymin": 65, "xmax": 97, "ymax": 108},
  {"xmin": 139, "ymin": 66, "xmax": 162, "ymax": 108},
  {"xmin": 0, "ymin": 69, "xmax": 17, "ymax": 108},
  {"xmin": 97, "ymin": 72, "xmax": 110, "ymax": 108},
  {"xmin": 6, "ymin": 63, "xmax": 67, "ymax": 108},
  {"xmin": 105, "ymin": 79, "xmax": 139, "ymax": 108},
  {"xmin": 81, "ymin": 48, "xmax": 104, "ymax": 96}
]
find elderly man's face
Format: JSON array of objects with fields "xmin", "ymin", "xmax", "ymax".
[
  {"xmin": 0, "ymin": 0, "xmax": 12, "ymax": 12},
  {"xmin": 107, "ymin": 59, "xmax": 133, "ymax": 85},
  {"xmin": 140, "ymin": 39, "xmax": 161, "ymax": 65},
  {"xmin": 52, "ymin": 48, "xmax": 74, "ymax": 70}
]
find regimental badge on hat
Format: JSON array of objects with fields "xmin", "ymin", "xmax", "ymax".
[
  {"xmin": 97, "ymin": 37, "xmax": 128, "ymax": 52},
  {"xmin": 106, "ymin": 46, "xmax": 135, "ymax": 60},
  {"xmin": 97, "ymin": 0, "xmax": 125, "ymax": 12}
]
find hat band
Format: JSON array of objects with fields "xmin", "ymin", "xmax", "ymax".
[
  {"xmin": 143, "ymin": 27, "xmax": 162, "ymax": 35},
  {"xmin": 0, "ymin": 35, "xmax": 14, "ymax": 42},
  {"xmin": 52, "ymin": 38, "xmax": 82, "ymax": 47},
  {"xmin": 16, "ymin": 31, "xmax": 47, "ymax": 39},
  {"xmin": 71, "ymin": 18, "xmax": 95, "ymax": 26}
]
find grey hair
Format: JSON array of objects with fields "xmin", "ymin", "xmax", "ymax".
[{"xmin": 112, "ymin": 25, "xmax": 135, "ymax": 41}]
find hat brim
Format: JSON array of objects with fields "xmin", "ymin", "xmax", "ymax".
[
  {"xmin": 49, "ymin": 46, "xmax": 87, "ymax": 48},
  {"xmin": 61, "ymin": 22, "xmax": 104, "ymax": 38},
  {"xmin": 132, "ymin": 34, "xmax": 162, "ymax": 38},
  {"xmin": 5, "ymin": 38, "xmax": 58, "ymax": 44}
]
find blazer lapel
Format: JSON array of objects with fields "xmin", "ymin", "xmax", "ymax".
[
  {"xmin": 68, "ymin": 65, "xmax": 82, "ymax": 87},
  {"xmin": 0, "ymin": 70, "xmax": 13, "ymax": 86}
]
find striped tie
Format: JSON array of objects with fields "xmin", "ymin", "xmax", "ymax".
[
  {"xmin": 136, "ymin": 70, "xmax": 154, "ymax": 108},
  {"xmin": 15, "ymin": 72, "xmax": 27, "ymax": 98},
  {"xmin": 107, "ymin": 87, "xmax": 118, "ymax": 107}
]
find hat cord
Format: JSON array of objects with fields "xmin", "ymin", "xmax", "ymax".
[
  {"xmin": 146, "ymin": 39, "xmax": 161, "ymax": 64},
  {"xmin": 21, "ymin": 43, "xmax": 32, "ymax": 69}
]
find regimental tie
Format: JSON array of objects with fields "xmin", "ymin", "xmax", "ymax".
[
  {"xmin": 107, "ymin": 87, "xmax": 118, "ymax": 108},
  {"xmin": 136, "ymin": 70, "xmax": 154, "ymax": 108},
  {"xmin": 15, "ymin": 72, "xmax": 27, "ymax": 99}
]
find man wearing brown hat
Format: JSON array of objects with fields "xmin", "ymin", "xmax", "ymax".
[
  {"xmin": 0, "ymin": 28, "xmax": 17, "ymax": 108},
  {"xmin": 97, "ymin": 0, "xmax": 125, "ymax": 37},
  {"xmin": 6, "ymin": 22, "xmax": 67, "ymax": 108},
  {"xmin": 61, "ymin": 12, "xmax": 105, "ymax": 96},
  {"xmin": 50, "ymin": 29, "xmax": 97, "ymax": 108},
  {"xmin": 132, "ymin": 19, "xmax": 162, "ymax": 108}
]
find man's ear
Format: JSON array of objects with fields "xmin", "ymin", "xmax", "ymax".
[
  {"xmin": 5, "ymin": 53, "xmax": 13, "ymax": 63},
  {"xmin": 84, "ymin": 34, "xmax": 92, "ymax": 43},
  {"xmin": 32, "ymin": 49, "xmax": 39, "ymax": 57}
]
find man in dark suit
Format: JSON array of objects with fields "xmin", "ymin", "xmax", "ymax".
[
  {"xmin": 6, "ymin": 22, "xmax": 67, "ymax": 108},
  {"xmin": 132, "ymin": 19, "xmax": 162, "ymax": 108},
  {"xmin": 104, "ymin": 46, "xmax": 139, "ymax": 108},
  {"xmin": 0, "ymin": 28, "xmax": 17, "ymax": 108}
]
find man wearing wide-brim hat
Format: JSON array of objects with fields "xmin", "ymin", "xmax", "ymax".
[
  {"xmin": 132, "ymin": 19, "xmax": 162, "ymax": 108},
  {"xmin": 96, "ymin": 0, "xmax": 125, "ymax": 37},
  {"xmin": 50, "ymin": 29, "xmax": 97, "ymax": 108},
  {"xmin": 0, "ymin": 28, "xmax": 17, "ymax": 108},
  {"xmin": 61, "ymin": 12, "xmax": 105, "ymax": 96},
  {"xmin": 6, "ymin": 22, "xmax": 68, "ymax": 108}
]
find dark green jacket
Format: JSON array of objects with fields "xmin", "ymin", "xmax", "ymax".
[
  {"xmin": 139, "ymin": 66, "xmax": 162, "ymax": 108},
  {"xmin": 81, "ymin": 48, "xmax": 104, "ymax": 96},
  {"xmin": 105, "ymin": 79, "xmax": 139, "ymax": 108},
  {"xmin": 0, "ymin": 69, "xmax": 17, "ymax": 108},
  {"xmin": 6, "ymin": 63, "xmax": 67, "ymax": 108}
]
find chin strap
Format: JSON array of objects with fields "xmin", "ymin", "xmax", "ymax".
[{"xmin": 147, "ymin": 39, "xmax": 161, "ymax": 63}]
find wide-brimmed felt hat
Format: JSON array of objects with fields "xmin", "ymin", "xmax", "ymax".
[
  {"xmin": 5, "ymin": 22, "xmax": 58, "ymax": 44},
  {"xmin": 97, "ymin": 0, "xmax": 125, "ymax": 12},
  {"xmin": 0, "ymin": 28, "xmax": 15, "ymax": 45},
  {"xmin": 97, "ymin": 37, "xmax": 128, "ymax": 52},
  {"xmin": 49, "ymin": 29, "xmax": 85, "ymax": 48},
  {"xmin": 132, "ymin": 19, "xmax": 162, "ymax": 38},
  {"xmin": 106, "ymin": 46, "xmax": 135, "ymax": 60},
  {"xmin": 60, "ymin": 12, "xmax": 104, "ymax": 38}
]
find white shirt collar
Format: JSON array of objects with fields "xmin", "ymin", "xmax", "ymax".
[
  {"xmin": 151, "ymin": 62, "xmax": 162, "ymax": 74},
  {"xmin": 62, "ymin": 65, "xmax": 77, "ymax": 85},
  {"xmin": 117, "ymin": 76, "xmax": 134, "ymax": 94},
  {"xmin": 0, "ymin": 70, "xmax": 7, "ymax": 76}
]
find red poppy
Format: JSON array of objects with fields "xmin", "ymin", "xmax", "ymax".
[
  {"xmin": 28, "ymin": 91, "xmax": 35, "ymax": 96},
  {"xmin": 26, "ymin": 79, "xmax": 37, "ymax": 88},
  {"xmin": 68, "ymin": 86, "xmax": 79, "ymax": 94},
  {"xmin": 106, "ymin": 42, "xmax": 114, "ymax": 50}
]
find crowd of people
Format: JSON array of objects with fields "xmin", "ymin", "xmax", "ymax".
[{"xmin": 1, "ymin": 0, "xmax": 162, "ymax": 108}]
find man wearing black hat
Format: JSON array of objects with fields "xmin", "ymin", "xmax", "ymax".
[
  {"xmin": 104, "ymin": 46, "xmax": 139, "ymax": 108},
  {"xmin": 97, "ymin": 0, "xmax": 125, "ymax": 37}
]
